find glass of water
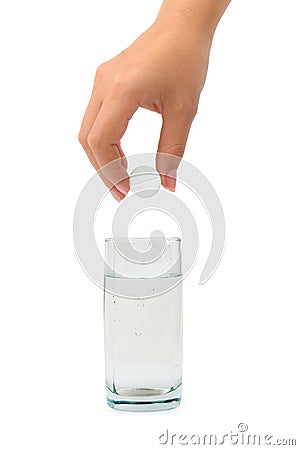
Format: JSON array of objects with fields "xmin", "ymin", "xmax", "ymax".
[{"xmin": 104, "ymin": 237, "xmax": 183, "ymax": 411}]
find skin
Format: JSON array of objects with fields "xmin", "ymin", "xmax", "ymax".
[{"xmin": 78, "ymin": 0, "xmax": 231, "ymax": 202}]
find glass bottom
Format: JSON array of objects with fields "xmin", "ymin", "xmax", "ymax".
[{"xmin": 106, "ymin": 384, "xmax": 182, "ymax": 412}]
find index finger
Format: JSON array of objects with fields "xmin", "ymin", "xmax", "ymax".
[{"xmin": 87, "ymin": 98, "xmax": 138, "ymax": 195}]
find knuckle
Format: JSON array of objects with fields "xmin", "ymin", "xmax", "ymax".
[
  {"xmin": 172, "ymin": 99, "xmax": 198, "ymax": 119},
  {"xmin": 78, "ymin": 131, "xmax": 87, "ymax": 147},
  {"xmin": 95, "ymin": 63, "xmax": 107, "ymax": 79},
  {"xmin": 190, "ymin": 101, "xmax": 198, "ymax": 118},
  {"xmin": 110, "ymin": 74, "xmax": 130, "ymax": 98},
  {"xmin": 87, "ymin": 133, "xmax": 101, "ymax": 150},
  {"xmin": 167, "ymin": 144, "xmax": 185, "ymax": 159}
]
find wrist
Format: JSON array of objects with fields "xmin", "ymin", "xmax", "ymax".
[{"xmin": 155, "ymin": 0, "xmax": 230, "ymax": 40}]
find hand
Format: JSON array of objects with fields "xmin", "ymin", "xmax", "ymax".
[{"xmin": 78, "ymin": 20, "xmax": 212, "ymax": 201}]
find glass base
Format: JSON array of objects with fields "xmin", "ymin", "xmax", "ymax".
[{"xmin": 106, "ymin": 384, "xmax": 182, "ymax": 412}]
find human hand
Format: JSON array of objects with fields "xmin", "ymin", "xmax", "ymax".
[{"xmin": 78, "ymin": 13, "xmax": 214, "ymax": 201}]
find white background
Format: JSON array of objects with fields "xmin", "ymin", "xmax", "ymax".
[{"xmin": 0, "ymin": 0, "xmax": 299, "ymax": 448}]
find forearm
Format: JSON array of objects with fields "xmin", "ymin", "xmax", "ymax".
[{"xmin": 156, "ymin": 0, "xmax": 231, "ymax": 40}]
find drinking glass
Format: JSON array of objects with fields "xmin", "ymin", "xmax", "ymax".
[{"xmin": 104, "ymin": 237, "xmax": 183, "ymax": 411}]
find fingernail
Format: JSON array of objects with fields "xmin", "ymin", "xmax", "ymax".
[
  {"xmin": 115, "ymin": 181, "xmax": 129, "ymax": 195},
  {"xmin": 110, "ymin": 188, "xmax": 124, "ymax": 203},
  {"xmin": 164, "ymin": 170, "xmax": 177, "ymax": 192}
]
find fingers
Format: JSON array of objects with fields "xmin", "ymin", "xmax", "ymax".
[
  {"xmin": 79, "ymin": 105, "xmax": 127, "ymax": 201},
  {"xmin": 78, "ymin": 79, "xmax": 103, "ymax": 171},
  {"xmin": 156, "ymin": 103, "xmax": 196, "ymax": 191},
  {"xmin": 116, "ymin": 143, "xmax": 128, "ymax": 171},
  {"xmin": 78, "ymin": 78, "xmax": 134, "ymax": 200},
  {"xmin": 87, "ymin": 99, "xmax": 138, "ymax": 195},
  {"xmin": 78, "ymin": 100, "xmax": 128, "ymax": 200},
  {"xmin": 79, "ymin": 64, "xmax": 197, "ymax": 199},
  {"xmin": 110, "ymin": 143, "xmax": 128, "ymax": 201}
]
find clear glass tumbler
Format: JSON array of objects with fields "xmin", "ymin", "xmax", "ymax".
[{"xmin": 103, "ymin": 237, "xmax": 183, "ymax": 411}]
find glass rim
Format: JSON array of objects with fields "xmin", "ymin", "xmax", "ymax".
[{"xmin": 104, "ymin": 236, "xmax": 181, "ymax": 243}]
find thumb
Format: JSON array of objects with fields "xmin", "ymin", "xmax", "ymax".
[{"xmin": 156, "ymin": 105, "xmax": 195, "ymax": 191}]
